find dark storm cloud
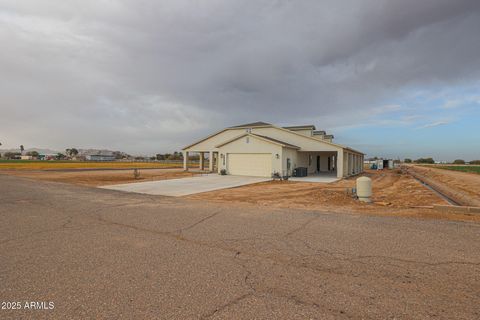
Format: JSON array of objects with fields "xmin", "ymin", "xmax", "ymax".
[{"xmin": 1, "ymin": 0, "xmax": 479, "ymax": 153}]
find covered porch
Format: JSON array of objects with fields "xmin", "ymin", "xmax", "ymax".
[
  {"xmin": 341, "ymin": 150, "xmax": 364, "ymax": 177},
  {"xmin": 296, "ymin": 149, "xmax": 364, "ymax": 179},
  {"xmin": 183, "ymin": 150, "xmax": 219, "ymax": 173},
  {"xmin": 296, "ymin": 151, "xmax": 338, "ymax": 176}
]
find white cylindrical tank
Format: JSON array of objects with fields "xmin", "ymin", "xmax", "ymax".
[{"xmin": 356, "ymin": 176, "xmax": 372, "ymax": 203}]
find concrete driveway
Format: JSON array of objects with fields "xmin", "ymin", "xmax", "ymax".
[{"xmin": 100, "ymin": 174, "xmax": 270, "ymax": 196}]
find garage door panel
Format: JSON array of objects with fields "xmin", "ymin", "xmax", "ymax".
[{"xmin": 227, "ymin": 153, "xmax": 272, "ymax": 177}]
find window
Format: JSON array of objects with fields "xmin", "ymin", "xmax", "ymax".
[
  {"xmin": 309, "ymin": 155, "xmax": 312, "ymax": 166},
  {"xmin": 246, "ymin": 137, "xmax": 250, "ymax": 143}
]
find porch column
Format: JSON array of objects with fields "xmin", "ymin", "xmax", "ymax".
[
  {"xmin": 336, "ymin": 150, "xmax": 344, "ymax": 178},
  {"xmin": 353, "ymin": 154, "xmax": 358, "ymax": 174},
  {"xmin": 351, "ymin": 154, "xmax": 355, "ymax": 174},
  {"xmin": 183, "ymin": 151, "xmax": 188, "ymax": 171},
  {"xmin": 352, "ymin": 154, "xmax": 356, "ymax": 174},
  {"xmin": 199, "ymin": 152, "xmax": 204, "ymax": 170},
  {"xmin": 208, "ymin": 151, "xmax": 214, "ymax": 172},
  {"xmin": 349, "ymin": 153, "xmax": 353, "ymax": 175}
]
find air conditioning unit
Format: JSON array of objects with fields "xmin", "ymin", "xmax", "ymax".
[{"xmin": 293, "ymin": 167, "xmax": 307, "ymax": 177}]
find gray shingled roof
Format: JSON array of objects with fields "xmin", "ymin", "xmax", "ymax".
[
  {"xmin": 229, "ymin": 121, "xmax": 271, "ymax": 128},
  {"xmin": 283, "ymin": 124, "xmax": 316, "ymax": 130}
]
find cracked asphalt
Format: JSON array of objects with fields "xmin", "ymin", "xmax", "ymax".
[{"xmin": 1, "ymin": 174, "xmax": 479, "ymax": 319}]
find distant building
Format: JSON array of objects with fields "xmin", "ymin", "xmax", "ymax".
[
  {"xmin": 86, "ymin": 154, "xmax": 116, "ymax": 161},
  {"xmin": 20, "ymin": 155, "xmax": 33, "ymax": 160},
  {"xmin": 38, "ymin": 154, "xmax": 56, "ymax": 160}
]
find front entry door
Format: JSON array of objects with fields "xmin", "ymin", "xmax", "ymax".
[
  {"xmin": 316, "ymin": 155, "xmax": 320, "ymax": 172},
  {"xmin": 328, "ymin": 157, "xmax": 331, "ymax": 171}
]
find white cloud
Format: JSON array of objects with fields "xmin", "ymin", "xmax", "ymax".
[
  {"xmin": 419, "ymin": 121, "xmax": 450, "ymax": 129},
  {"xmin": 1, "ymin": 0, "xmax": 480, "ymax": 153},
  {"xmin": 441, "ymin": 95, "xmax": 480, "ymax": 109}
]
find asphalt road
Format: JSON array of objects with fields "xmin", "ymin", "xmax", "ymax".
[{"xmin": 1, "ymin": 174, "xmax": 479, "ymax": 319}]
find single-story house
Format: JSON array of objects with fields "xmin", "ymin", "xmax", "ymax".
[
  {"xmin": 182, "ymin": 122, "xmax": 364, "ymax": 179},
  {"xmin": 85, "ymin": 154, "xmax": 116, "ymax": 161}
]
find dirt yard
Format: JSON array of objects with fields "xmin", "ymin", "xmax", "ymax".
[
  {"xmin": 408, "ymin": 165, "xmax": 480, "ymax": 204},
  {"xmin": 188, "ymin": 169, "xmax": 480, "ymax": 222},
  {"xmin": 2, "ymin": 167, "xmax": 479, "ymax": 222},
  {"xmin": 0, "ymin": 168, "xmax": 198, "ymax": 186}
]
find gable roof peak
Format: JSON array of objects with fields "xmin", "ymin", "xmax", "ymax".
[{"xmin": 229, "ymin": 121, "xmax": 271, "ymax": 128}]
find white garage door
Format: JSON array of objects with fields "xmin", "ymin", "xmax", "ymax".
[{"xmin": 227, "ymin": 153, "xmax": 272, "ymax": 177}]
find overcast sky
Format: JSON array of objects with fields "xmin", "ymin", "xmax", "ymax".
[{"xmin": 1, "ymin": 0, "xmax": 479, "ymax": 160}]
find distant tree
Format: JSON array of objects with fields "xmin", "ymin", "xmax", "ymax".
[
  {"xmin": 149, "ymin": 156, "xmax": 156, "ymax": 161},
  {"xmin": 469, "ymin": 160, "xmax": 480, "ymax": 165},
  {"xmin": 404, "ymin": 158, "xmax": 412, "ymax": 163},
  {"xmin": 155, "ymin": 152, "xmax": 184, "ymax": 161},
  {"xmin": 66, "ymin": 148, "xmax": 79, "ymax": 157},
  {"xmin": 20, "ymin": 145, "xmax": 24, "ymax": 154},
  {"xmin": 113, "ymin": 151, "xmax": 128, "ymax": 160},
  {"xmin": 188, "ymin": 153, "xmax": 199, "ymax": 160},
  {"xmin": 56, "ymin": 153, "xmax": 66, "ymax": 160},
  {"xmin": 26, "ymin": 151, "xmax": 39, "ymax": 158},
  {"xmin": 414, "ymin": 157, "xmax": 435, "ymax": 164},
  {"xmin": 453, "ymin": 159, "xmax": 465, "ymax": 164},
  {"xmin": 4, "ymin": 152, "xmax": 21, "ymax": 159}
]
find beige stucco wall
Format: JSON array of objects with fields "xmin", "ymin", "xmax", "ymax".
[
  {"xmin": 281, "ymin": 147, "xmax": 298, "ymax": 176},
  {"xmin": 252, "ymin": 127, "xmax": 341, "ymax": 152},
  {"xmin": 217, "ymin": 135, "xmax": 283, "ymax": 175},
  {"xmin": 184, "ymin": 128, "xmax": 247, "ymax": 152}
]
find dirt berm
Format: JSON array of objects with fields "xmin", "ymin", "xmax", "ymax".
[{"xmin": 405, "ymin": 165, "xmax": 480, "ymax": 207}]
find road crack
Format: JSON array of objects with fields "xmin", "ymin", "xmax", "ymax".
[
  {"xmin": 199, "ymin": 293, "xmax": 253, "ymax": 319},
  {"xmin": 176, "ymin": 210, "xmax": 222, "ymax": 234}
]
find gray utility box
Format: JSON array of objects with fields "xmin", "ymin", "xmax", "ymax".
[{"xmin": 293, "ymin": 167, "xmax": 308, "ymax": 177}]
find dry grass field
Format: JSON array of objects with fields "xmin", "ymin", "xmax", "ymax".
[
  {"xmin": 435, "ymin": 165, "xmax": 480, "ymax": 175},
  {"xmin": 0, "ymin": 160, "xmax": 192, "ymax": 170},
  {"xmin": 0, "ymin": 168, "xmax": 198, "ymax": 186}
]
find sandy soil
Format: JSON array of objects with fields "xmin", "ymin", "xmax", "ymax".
[
  {"xmin": 2, "ymin": 167, "xmax": 478, "ymax": 222},
  {"xmin": 408, "ymin": 165, "xmax": 480, "ymax": 201},
  {"xmin": 188, "ymin": 169, "xmax": 480, "ymax": 222},
  {"xmin": 0, "ymin": 168, "xmax": 198, "ymax": 186}
]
